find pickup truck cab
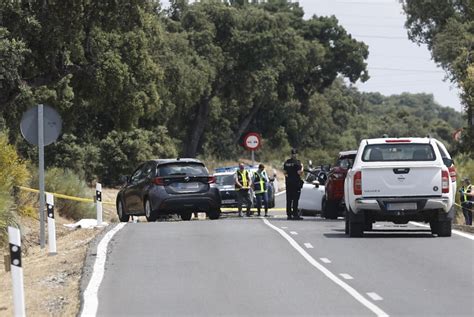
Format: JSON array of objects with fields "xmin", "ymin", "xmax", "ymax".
[{"xmin": 344, "ymin": 137, "xmax": 456, "ymax": 237}]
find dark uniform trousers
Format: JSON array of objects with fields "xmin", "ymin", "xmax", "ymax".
[{"xmin": 286, "ymin": 185, "xmax": 301, "ymax": 218}]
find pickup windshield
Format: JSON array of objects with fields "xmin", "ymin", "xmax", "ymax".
[{"xmin": 362, "ymin": 143, "xmax": 436, "ymax": 162}]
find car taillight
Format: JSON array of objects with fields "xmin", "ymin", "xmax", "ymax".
[
  {"xmin": 153, "ymin": 177, "xmax": 165, "ymax": 186},
  {"xmin": 448, "ymin": 166, "xmax": 456, "ymax": 182},
  {"xmin": 208, "ymin": 176, "xmax": 216, "ymax": 184},
  {"xmin": 441, "ymin": 170, "xmax": 449, "ymax": 193},
  {"xmin": 354, "ymin": 171, "xmax": 362, "ymax": 195}
]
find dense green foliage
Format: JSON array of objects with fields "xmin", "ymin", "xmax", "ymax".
[
  {"xmin": 401, "ymin": 0, "xmax": 473, "ymax": 151},
  {"xmin": 0, "ymin": 0, "xmax": 466, "ymax": 186}
]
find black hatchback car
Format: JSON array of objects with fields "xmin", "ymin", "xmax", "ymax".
[{"xmin": 116, "ymin": 158, "xmax": 221, "ymax": 222}]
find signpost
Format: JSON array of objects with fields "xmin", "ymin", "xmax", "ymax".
[
  {"xmin": 20, "ymin": 104, "xmax": 62, "ymax": 248},
  {"xmin": 243, "ymin": 132, "xmax": 262, "ymax": 165}
]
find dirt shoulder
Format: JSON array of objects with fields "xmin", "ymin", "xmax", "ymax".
[{"xmin": 0, "ymin": 188, "xmax": 119, "ymax": 316}]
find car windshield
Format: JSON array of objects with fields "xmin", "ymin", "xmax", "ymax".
[
  {"xmin": 216, "ymin": 174, "xmax": 235, "ymax": 186},
  {"xmin": 362, "ymin": 143, "xmax": 436, "ymax": 162},
  {"xmin": 158, "ymin": 163, "xmax": 208, "ymax": 176}
]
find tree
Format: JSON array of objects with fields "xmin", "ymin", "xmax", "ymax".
[{"xmin": 401, "ymin": 0, "xmax": 473, "ymax": 152}]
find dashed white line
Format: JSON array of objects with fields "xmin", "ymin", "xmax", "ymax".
[
  {"xmin": 339, "ymin": 273, "xmax": 354, "ymax": 280},
  {"xmin": 304, "ymin": 243, "xmax": 313, "ymax": 249},
  {"xmin": 262, "ymin": 218, "xmax": 388, "ymax": 317},
  {"xmin": 320, "ymin": 258, "xmax": 331, "ymax": 264},
  {"xmin": 281, "ymin": 226, "xmax": 288, "ymax": 229},
  {"xmin": 290, "ymin": 231, "xmax": 298, "ymax": 235},
  {"xmin": 367, "ymin": 292, "xmax": 383, "ymax": 301},
  {"xmin": 81, "ymin": 223, "xmax": 126, "ymax": 317}
]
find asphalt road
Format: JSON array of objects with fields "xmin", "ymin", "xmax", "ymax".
[{"xmin": 83, "ymin": 192, "xmax": 474, "ymax": 316}]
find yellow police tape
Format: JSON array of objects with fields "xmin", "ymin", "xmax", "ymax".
[{"xmin": 16, "ymin": 186, "xmax": 116, "ymax": 206}]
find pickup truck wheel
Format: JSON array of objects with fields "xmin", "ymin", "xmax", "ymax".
[
  {"xmin": 344, "ymin": 217, "xmax": 349, "ymax": 234},
  {"xmin": 349, "ymin": 221, "xmax": 364, "ymax": 237},
  {"xmin": 436, "ymin": 221, "xmax": 452, "ymax": 237},
  {"xmin": 180, "ymin": 212, "xmax": 192, "ymax": 221},
  {"xmin": 364, "ymin": 221, "xmax": 373, "ymax": 231},
  {"xmin": 324, "ymin": 201, "xmax": 339, "ymax": 220}
]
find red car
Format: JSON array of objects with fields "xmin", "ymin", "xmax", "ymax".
[{"xmin": 323, "ymin": 150, "xmax": 357, "ymax": 219}]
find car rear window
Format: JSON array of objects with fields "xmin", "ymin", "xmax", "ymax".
[
  {"xmin": 362, "ymin": 144, "xmax": 436, "ymax": 162},
  {"xmin": 158, "ymin": 163, "xmax": 208, "ymax": 176},
  {"xmin": 216, "ymin": 174, "xmax": 235, "ymax": 186}
]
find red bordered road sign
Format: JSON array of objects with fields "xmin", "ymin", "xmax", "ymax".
[{"xmin": 243, "ymin": 132, "xmax": 262, "ymax": 151}]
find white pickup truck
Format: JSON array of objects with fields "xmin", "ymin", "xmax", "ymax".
[{"xmin": 344, "ymin": 137, "xmax": 456, "ymax": 237}]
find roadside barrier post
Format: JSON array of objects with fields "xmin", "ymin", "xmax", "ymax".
[
  {"xmin": 46, "ymin": 193, "xmax": 57, "ymax": 255},
  {"xmin": 8, "ymin": 226, "xmax": 26, "ymax": 317},
  {"xmin": 96, "ymin": 183, "xmax": 103, "ymax": 226}
]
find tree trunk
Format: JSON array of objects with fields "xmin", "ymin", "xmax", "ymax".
[
  {"xmin": 233, "ymin": 101, "xmax": 263, "ymax": 144},
  {"xmin": 184, "ymin": 95, "xmax": 212, "ymax": 157}
]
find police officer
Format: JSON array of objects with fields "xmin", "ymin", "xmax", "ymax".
[
  {"xmin": 460, "ymin": 177, "xmax": 473, "ymax": 225},
  {"xmin": 284, "ymin": 149, "xmax": 304, "ymax": 220},
  {"xmin": 235, "ymin": 163, "xmax": 253, "ymax": 217},
  {"xmin": 253, "ymin": 163, "xmax": 269, "ymax": 217}
]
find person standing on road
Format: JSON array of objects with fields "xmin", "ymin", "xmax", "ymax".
[
  {"xmin": 235, "ymin": 163, "xmax": 253, "ymax": 217},
  {"xmin": 253, "ymin": 163, "xmax": 269, "ymax": 217},
  {"xmin": 284, "ymin": 149, "xmax": 304, "ymax": 220},
  {"xmin": 460, "ymin": 177, "xmax": 473, "ymax": 225}
]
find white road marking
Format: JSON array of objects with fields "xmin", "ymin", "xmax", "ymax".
[
  {"xmin": 304, "ymin": 243, "xmax": 313, "ymax": 249},
  {"xmin": 262, "ymin": 218, "xmax": 389, "ymax": 317},
  {"xmin": 339, "ymin": 273, "xmax": 354, "ymax": 280},
  {"xmin": 410, "ymin": 221, "xmax": 474, "ymax": 241},
  {"xmin": 281, "ymin": 226, "xmax": 288, "ymax": 229},
  {"xmin": 290, "ymin": 231, "xmax": 298, "ymax": 235},
  {"xmin": 367, "ymin": 292, "xmax": 383, "ymax": 301},
  {"xmin": 275, "ymin": 190, "xmax": 286, "ymax": 197},
  {"xmin": 320, "ymin": 258, "xmax": 331, "ymax": 264},
  {"xmin": 81, "ymin": 223, "xmax": 126, "ymax": 317}
]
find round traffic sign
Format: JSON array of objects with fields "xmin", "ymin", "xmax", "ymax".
[
  {"xmin": 243, "ymin": 132, "xmax": 262, "ymax": 151},
  {"xmin": 20, "ymin": 104, "xmax": 62, "ymax": 146}
]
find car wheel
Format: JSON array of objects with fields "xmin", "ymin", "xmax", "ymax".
[
  {"xmin": 429, "ymin": 221, "xmax": 438, "ymax": 234},
  {"xmin": 145, "ymin": 199, "xmax": 157, "ymax": 222},
  {"xmin": 208, "ymin": 209, "xmax": 221, "ymax": 220},
  {"xmin": 326, "ymin": 201, "xmax": 339, "ymax": 220},
  {"xmin": 436, "ymin": 220, "xmax": 452, "ymax": 237},
  {"xmin": 117, "ymin": 200, "xmax": 130, "ymax": 222},
  {"xmin": 181, "ymin": 212, "xmax": 192, "ymax": 221}
]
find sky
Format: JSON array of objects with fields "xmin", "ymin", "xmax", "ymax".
[{"xmin": 160, "ymin": 0, "xmax": 463, "ymax": 112}]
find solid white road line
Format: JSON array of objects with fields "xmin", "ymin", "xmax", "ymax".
[
  {"xmin": 275, "ymin": 190, "xmax": 286, "ymax": 197},
  {"xmin": 262, "ymin": 219, "xmax": 389, "ymax": 317},
  {"xmin": 81, "ymin": 223, "xmax": 126, "ymax": 317},
  {"xmin": 320, "ymin": 258, "xmax": 332, "ymax": 264},
  {"xmin": 304, "ymin": 243, "xmax": 314, "ymax": 249},
  {"xmin": 290, "ymin": 231, "xmax": 298, "ymax": 235},
  {"xmin": 410, "ymin": 222, "xmax": 474, "ymax": 241},
  {"xmin": 340, "ymin": 273, "xmax": 354, "ymax": 280},
  {"xmin": 367, "ymin": 292, "xmax": 383, "ymax": 301}
]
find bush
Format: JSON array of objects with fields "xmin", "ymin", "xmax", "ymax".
[
  {"xmin": 30, "ymin": 167, "xmax": 95, "ymax": 220},
  {"xmin": 0, "ymin": 132, "xmax": 30, "ymax": 247},
  {"xmin": 98, "ymin": 127, "xmax": 177, "ymax": 186}
]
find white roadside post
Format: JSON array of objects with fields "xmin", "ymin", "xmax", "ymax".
[
  {"xmin": 46, "ymin": 193, "xmax": 57, "ymax": 255},
  {"xmin": 96, "ymin": 183, "xmax": 103, "ymax": 226},
  {"xmin": 8, "ymin": 226, "xmax": 26, "ymax": 317}
]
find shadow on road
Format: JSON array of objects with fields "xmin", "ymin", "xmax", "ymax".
[{"xmin": 324, "ymin": 229, "xmax": 435, "ymax": 239}]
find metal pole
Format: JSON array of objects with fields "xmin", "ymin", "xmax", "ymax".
[
  {"xmin": 46, "ymin": 193, "xmax": 57, "ymax": 255},
  {"xmin": 8, "ymin": 226, "xmax": 26, "ymax": 317},
  {"xmin": 38, "ymin": 104, "xmax": 46, "ymax": 248},
  {"xmin": 251, "ymin": 150, "xmax": 255, "ymax": 166},
  {"xmin": 96, "ymin": 183, "xmax": 103, "ymax": 226}
]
